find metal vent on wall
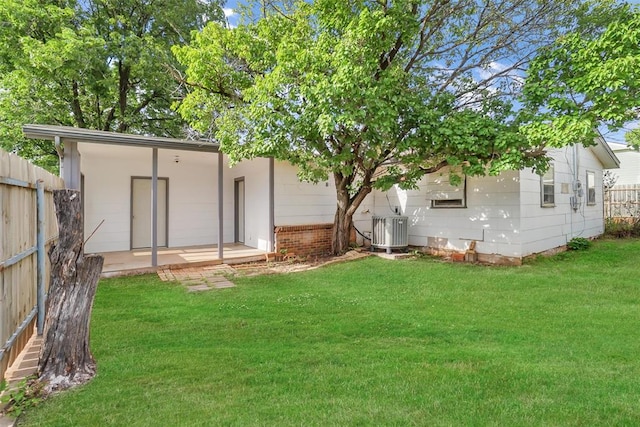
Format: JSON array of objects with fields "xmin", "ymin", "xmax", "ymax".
[{"xmin": 371, "ymin": 216, "xmax": 409, "ymax": 253}]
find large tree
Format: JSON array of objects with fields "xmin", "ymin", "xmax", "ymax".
[
  {"xmin": 522, "ymin": 2, "xmax": 640, "ymax": 151},
  {"xmin": 0, "ymin": 0, "xmax": 223, "ymax": 170},
  {"xmin": 175, "ymin": 0, "xmax": 610, "ymax": 254}
]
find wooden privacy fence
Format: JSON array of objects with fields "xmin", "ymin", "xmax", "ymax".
[
  {"xmin": 0, "ymin": 149, "xmax": 64, "ymax": 380},
  {"xmin": 605, "ymin": 184, "xmax": 640, "ymax": 219}
]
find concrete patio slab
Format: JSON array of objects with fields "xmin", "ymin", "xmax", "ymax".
[{"xmin": 98, "ymin": 244, "xmax": 272, "ymax": 277}]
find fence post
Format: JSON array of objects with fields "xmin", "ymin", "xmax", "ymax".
[{"xmin": 37, "ymin": 179, "xmax": 46, "ymax": 335}]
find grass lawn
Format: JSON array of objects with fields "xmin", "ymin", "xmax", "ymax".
[{"xmin": 19, "ymin": 239, "xmax": 640, "ymax": 426}]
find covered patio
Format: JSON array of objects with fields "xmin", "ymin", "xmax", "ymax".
[{"xmin": 22, "ymin": 125, "xmax": 276, "ymax": 273}]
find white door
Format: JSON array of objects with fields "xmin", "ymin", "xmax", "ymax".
[
  {"xmin": 132, "ymin": 178, "xmax": 167, "ymax": 249},
  {"xmin": 235, "ymin": 179, "xmax": 245, "ymax": 243}
]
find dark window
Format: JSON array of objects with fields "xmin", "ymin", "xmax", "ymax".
[
  {"xmin": 541, "ymin": 165, "xmax": 555, "ymax": 207},
  {"xmin": 586, "ymin": 171, "xmax": 596, "ymax": 205}
]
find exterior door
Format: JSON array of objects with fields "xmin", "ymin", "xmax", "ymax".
[
  {"xmin": 234, "ymin": 178, "xmax": 245, "ymax": 243},
  {"xmin": 131, "ymin": 177, "xmax": 167, "ymax": 249}
]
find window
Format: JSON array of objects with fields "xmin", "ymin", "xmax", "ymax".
[
  {"xmin": 427, "ymin": 170, "xmax": 466, "ymax": 208},
  {"xmin": 586, "ymin": 171, "xmax": 596, "ymax": 205},
  {"xmin": 432, "ymin": 198, "xmax": 465, "ymax": 208},
  {"xmin": 540, "ymin": 164, "xmax": 555, "ymax": 207}
]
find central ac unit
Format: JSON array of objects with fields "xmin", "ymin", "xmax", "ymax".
[{"xmin": 371, "ymin": 216, "xmax": 409, "ymax": 254}]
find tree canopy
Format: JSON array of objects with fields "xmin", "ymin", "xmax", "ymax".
[
  {"xmin": 523, "ymin": 2, "xmax": 640, "ymax": 150},
  {"xmin": 176, "ymin": 0, "xmax": 603, "ymax": 253},
  {"xmin": 0, "ymin": 0, "xmax": 223, "ymax": 170}
]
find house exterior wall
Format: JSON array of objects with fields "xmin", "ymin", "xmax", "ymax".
[
  {"xmin": 79, "ymin": 141, "xmax": 609, "ymax": 261},
  {"xmin": 226, "ymin": 157, "xmax": 271, "ymax": 251},
  {"xmin": 81, "ymin": 146, "xmax": 338, "ymax": 255},
  {"xmin": 370, "ymin": 170, "xmax": 522, "ymax": 258},
  {"xmin": 519, "ymin": 145, "xmax": 606, "ymax": 257},
  {"xmin": 273, "ymin": 161, "xmax": 336, "ymax": 225},
  {"xmin": 367, "ymin": 144, "xmax": 608, "ymax": 263},
  {"xmin": 80, "ymin": 143, "xmax": 221, "ymax": 253}
]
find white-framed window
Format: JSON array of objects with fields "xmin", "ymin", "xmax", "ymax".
[
  {"xmin": 586, "ymin": 171, "xmax": 596, "ymax": 205},
  {"xmin": 427, "ymin": 170, "xmax": 466, "ymax": 208},
  {"xmin": 540, "ymin": 164, "xmax": 555, "ymax": 207}
]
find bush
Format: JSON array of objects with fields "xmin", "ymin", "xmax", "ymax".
[
  {"xmin": 567, "ymin": 237, "xmax": 592, "ymax": 251},
  {"xmin": 604, "ymin": 217, "xmax": 640, "ymax": 238},
  {"xmin": 0, "ymin": 376, "xmax": 44, "ymax": 417}
]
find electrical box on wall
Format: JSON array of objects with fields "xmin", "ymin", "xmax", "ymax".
[{"xmin": 570, "ymin": 196, "xmax": 578, "ymax": 211}]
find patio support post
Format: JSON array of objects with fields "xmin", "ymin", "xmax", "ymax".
[
  {"xmin": 269, "ymin": 157, "xmax": 274, "ymax": 252},
  {"xmin": 62, "ymin": 139, "xmax": 81, "ymax": 190},
  {"xmin": 218, "ymin": 152, "xmax": 224, "ymax": 260},
  {"xmin": 151, "ymin": 148, "xmax": 158, "ymax": 267}
]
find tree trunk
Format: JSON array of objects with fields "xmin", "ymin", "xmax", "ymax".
[
  {"xmin": 38, "ymin": 189, "xmax": 104, "ymax": 394},
  {"xmin": 332, "ymin": 203, "xmax": 353, "ymax": 254},
  {"xmin": 331, "ymin": 177, "xmax": 372, "ymax": 254}
]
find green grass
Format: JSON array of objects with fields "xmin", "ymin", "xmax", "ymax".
[{"xmin": 19, "ymin": 239, "xmax": 640, "ymax": 426}]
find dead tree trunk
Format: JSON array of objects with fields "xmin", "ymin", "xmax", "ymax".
[{"xmin": 38, "ymin": 189, "xmax": 104, "ymax": 394}]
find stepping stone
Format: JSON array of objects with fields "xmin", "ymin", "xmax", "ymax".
[
  {"xmin": 187, "ymin": 284, "xmax": 211, "ymax": 292},
  {"xmin": 213, "ymin": 280, "xmax": 235, "ymax": 289},
  {"xmin": 206, "ymin": 275, "xmax": 229, "ymax": 283}
]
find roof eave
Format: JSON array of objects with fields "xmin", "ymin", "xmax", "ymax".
[
  {"xmin": 591, "ymin": 133, "xmax": 620, "ymax": 169},
  {"xmin": 22, "ymin": 124, "xmax": 219, "ymax": 153}
]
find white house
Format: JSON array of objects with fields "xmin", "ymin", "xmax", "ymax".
[
  {"xmin": 369, "ymin": 140, "xmax": 619, "ymax": 264},
  {"xmin": 23, "ymin": 125, "xmax": 619, "ymax": 267}
]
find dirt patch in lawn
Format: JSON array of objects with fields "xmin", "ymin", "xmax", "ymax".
[
  {"xmin": 232, "ymin": 249, "xmax": 371, "ymax": 276},
  {"xmin": 158, "ymin": 250, "xmax": 372, "ymax": 289}
]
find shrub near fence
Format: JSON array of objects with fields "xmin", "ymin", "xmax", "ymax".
[{"xmin": 0, "ymin": 149, "xmax": 63, "ymax": 380}]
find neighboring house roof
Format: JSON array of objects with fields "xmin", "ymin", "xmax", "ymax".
[
  {"xmin": 607, "ymin": 141, "xmax": 630, "ymax": 152},
  {"xmin": 22, "ymin": 124, "xmax": 219, "ymax": 153},
  {"xmin": 591, "ymin": 135, "xmax": 620, "ymax": 169}
]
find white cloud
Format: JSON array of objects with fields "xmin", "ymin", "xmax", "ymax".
[
  {"xmin": 223, "ymin": 7, "xmax": 237, "ymax": 18},
  {"xmin": 478, "ymin": 61, "xmax": 509, "ymax": 80}
]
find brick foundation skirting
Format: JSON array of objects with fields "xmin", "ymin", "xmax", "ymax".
[
  {"xmin": 274, "ymin": 223, "xmax": 334, "ymax": 257},
  {"xmin": 274, "ymin": 224, "xmax": 358, "ymax": 257}
]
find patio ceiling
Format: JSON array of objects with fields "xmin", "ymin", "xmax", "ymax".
[{"xmin": 22, "ymin": 124, "xmax": 219, "ymax": 153}]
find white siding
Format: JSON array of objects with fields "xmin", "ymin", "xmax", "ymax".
[
  {"xmin": 274, "ymin": 161, "xmax": 337, "ymax": 225},
  {"xmin": 519, "ymin": 145, "xmax": 606, "ymax": 257},
  {"xmin": 367, "ymin": 144, "xmax": 607, "ymax": 260},
  {"xmin": 80, "ymin": 143, "xmax": 222, "ymax": 253},
  {"xmin": 370, "ymin": 170, "xmax": 522, "ymax": 256},
  {"xmin": 80, "ymin": 141, "xmax": 608, "ymax": 260},
  {"xmin": 227, "ymin": 158, "xmax": 271, "ymax": 251}
]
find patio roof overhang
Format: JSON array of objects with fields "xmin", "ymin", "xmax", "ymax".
[
  {"xmin": 22, "ymin": 124, "xmax": 219, "ymax": 153},
  {"xmin": 21, "ymin": 124, "xmax": 235, "ymax": 266}
]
